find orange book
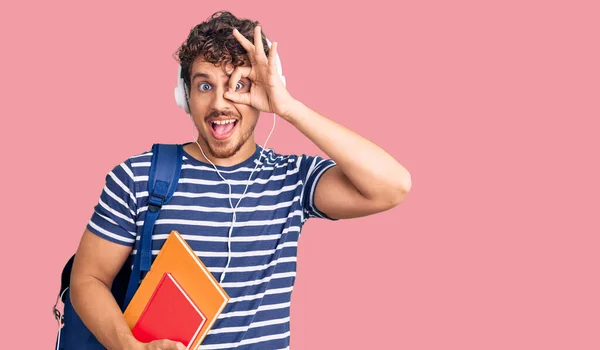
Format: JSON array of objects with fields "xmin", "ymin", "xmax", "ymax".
[{"xmin": 124, "ymin": 230, "xmax": 230, "ymax": 349}]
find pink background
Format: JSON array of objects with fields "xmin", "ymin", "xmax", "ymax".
[{"xmin": 1, "ymin": 0, "xmax": 599, "ymax": 349}]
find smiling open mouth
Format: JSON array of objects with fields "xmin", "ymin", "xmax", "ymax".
[{"xmin": 210, "ymin": 119, "xmax": 238, "ymax": 139}]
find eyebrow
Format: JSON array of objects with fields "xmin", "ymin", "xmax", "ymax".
[{"xmin": 191, "ymin": 72, "xmax": 234, "ymax": 82}]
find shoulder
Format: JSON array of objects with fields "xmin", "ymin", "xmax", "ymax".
[
  {"xmin": 126, "ymin": 148, "xmax": 153, "ymax": 174},
  {"xmin": 259, "ymin": 147, "xmax": 303, "ymax": 168},
  {"xmin": 101, "ymin": 147, "xmax": 154, "ymax": 184},
  {"xmin": 260, "ymin": 148, "xmax": 336, "ymax": 176}
]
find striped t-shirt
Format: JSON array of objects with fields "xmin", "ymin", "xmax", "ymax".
[{"xmin": 87, "ymin": 143, "xmax": 337, "ymax": 349}]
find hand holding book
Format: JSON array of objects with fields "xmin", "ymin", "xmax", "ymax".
[
  {"xmin": 124, "ymin": 231, "xmax": 230, "ymax": 349},
  {"xmin": 135, "ymin": 339, "xmax": 187, "ymax": 350}
]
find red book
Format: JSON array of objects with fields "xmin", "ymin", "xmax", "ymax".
[{"xmin": 131, "ymin": 272, "xmax": 207, "ymax": 347}]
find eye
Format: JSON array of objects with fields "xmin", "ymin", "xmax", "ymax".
[
  {"xmin": 198, "ymin": 83, "xmax": 212, "ymax": 91},
  {"xmin": 235, "ymin": 81, "xmax": 244, "ymax": 90}
]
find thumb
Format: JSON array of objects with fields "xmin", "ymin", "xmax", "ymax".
[
  {"xmin": 171, "ymin": 341, "xmax": 186, "ymax": 350},
  {"xmin": 149, "ymin": 339, "xmax": 186, "ymax": 350},
  {"xmin": 223, "ymin": 90, "xmax": 251, "ymax": 105}
]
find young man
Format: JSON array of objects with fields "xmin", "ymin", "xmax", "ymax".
[{"xmin": 69, "ymin": 11, "xmax": 411, "ymax": 350}]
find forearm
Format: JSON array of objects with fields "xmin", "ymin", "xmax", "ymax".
[
  {"xmin": 284, "ymin": 100, "xmax": 411, "ymax": 201},
  {"xmin": 70, "ymin": 277, "xmax": 141, "ymax": 350}
]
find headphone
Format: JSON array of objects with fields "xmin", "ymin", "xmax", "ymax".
[{"xmin": 175, "ymin": 36, "xmax": 285, "ymax": 284}]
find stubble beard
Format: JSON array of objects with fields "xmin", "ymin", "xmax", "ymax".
[{"xmin": 199, "ymin": 122, "xmax": 257, "ymax": 159}]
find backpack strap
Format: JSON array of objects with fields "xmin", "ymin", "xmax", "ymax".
[{"xmin": 124, "ymin": 143, "xmax": 183, "ymax": 308}]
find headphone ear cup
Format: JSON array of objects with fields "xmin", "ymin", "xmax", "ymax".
[
  {"xmin": 174, "ymin": 84, "xmax": 185, "ymax": 110},
  {"xmin": 265, "ymin": 38, "xmax": 285, "ymax": 87},
  {"xmin": 175, "ymin": 66, "xmax": 190, "ymax": 114}
]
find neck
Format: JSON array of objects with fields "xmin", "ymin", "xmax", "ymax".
[{"xmin": 183, "ymin": 139, "xmax": 257, "ymax": 167}]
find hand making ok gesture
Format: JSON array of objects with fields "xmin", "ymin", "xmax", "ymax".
[{"xmin": 224, "ymin": 26, "xmax": 296, "ymax": 120}]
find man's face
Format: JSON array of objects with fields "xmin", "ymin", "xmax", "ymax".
[{"xmin": 187, "ymin": 58, "xmax": 258, "ymax": 159}]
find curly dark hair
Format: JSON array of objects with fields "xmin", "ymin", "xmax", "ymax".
[{"xmin": 174, "ymin": 11, "xmax": 271, "ymax": 89}]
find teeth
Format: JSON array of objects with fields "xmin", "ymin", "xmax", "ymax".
[{"xmin": 212, "ymin": 119, "xmax": 236, "ymax": 125}]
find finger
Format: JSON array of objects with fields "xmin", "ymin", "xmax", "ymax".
[
  {"xmin": 167, "ymin": 340, "xmax": 186, "ymax": 350},
  {"xmin": 151, "ymin": 339, "xmax": 186, "ymax": 350},
  {"xmin": 268, "ymin": 41, "xmax": 278, "ymax": 72},
  {"xmin": 254, "ymin": 26, "xmax": 266, "ymax": 62},
  {"xmin": 228, "ymin": 66, "xmax": 252, "ymax": 93},
  {"xmin": 224, "ymin": 90, "xmax": 252, "ymax": 106},
  {"xmin": 232, "ymin": 28, "xmax": 255, "ymax": 57}
]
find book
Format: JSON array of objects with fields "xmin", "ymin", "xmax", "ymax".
[
  {"xmin": 124, "ymin": 230, "xmax": 230, "ymax": 349},
  {"xmin": 131, "ymin": 273, "xmax": 206, "ymax": 347}
]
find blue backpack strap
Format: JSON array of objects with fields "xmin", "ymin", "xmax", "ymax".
[{"xmin": 124, "ymin": 144, "xmax": 183, "ymax": 308}]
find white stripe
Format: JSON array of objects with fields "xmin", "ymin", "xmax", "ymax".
[
  {"xmin": 96, "ymin": 212, "xmax": 118, "ymax": 226},
  {"xmin": 261, "ymin": 151, "xmax": 287, "ymax": 162},
  {"xmin": 104, "ymin": 185, "xmax": 136, "ymax": 217},
  {"xmin": 300, "ymin": 156, "xmax": 319, "ymax": 222},
  {"xmin": 88, "ymin": 220, "xmax": 135, "ymax": 243},
  {"xmin": 308, "ymin": 162, "xmax": 336, "ymax": 214},
  {"xmin": 193, "ymin": 242, "xmax": 295, "ymax": 260},
  {"xmin": 208, "ymin": 316, "xmax": 290, "ymax": 335},
  {"xmin": 182, "ymin": 162, "xmax": 290, "ymax": 172},
  {"xmin": 228, "ymin": 286, "xmax": 294, "ymax": 303},
  {"xmin": 94, "ymin": 212, "xmax": 136, "ymax": 238},
  {"xmin": 98, "ymin": 198, "xmax": 135, "ymax": 225},
  {"xmin": 146, "ymin": 226, "xmax": 299, "ymax": 244},
  {"xmin": 217, "ymin": 301, "xmax": 291, "ymax": 319},
  {"xmin": 135, "ymin": 224, "xmax": 299, "ymax": 243},
  {"xmin": 151, "ymin": 233, "xmax": 282, "ymax": 243},
  {"xmin": 137, "ymin": 196, "xmax": 300, "ymax": 214},
  {"xmin": 255, "ymin": 157, "xmax": 288, "ymax": 167},
  {"xmin": 131, "ymin": 161, "xmax": 151, "ymax": 167},
  {"xmin": 297, "ymin": 157, "xmax": 306, "ymax": 223},
  {"xmin": 136, "ymin": 181, "xmax": 302, "ymax": 200},
  {"xmin": 120, "ymin": 162, "xmax": 135, "ymax": 182},
  {"xmin": 238, "ymin": 331, "xmax": 290, "ymax": 347},
  {"xmin": 136, "ymin": 211, "xmax": 302, "ymax": 228},
  {"xmin": 133, "ymin": 168, "xmax": 299, "ymax": 185},
  {"xmin": 133, "ymin": 241, "xmax": 298, "ymax": 259},
  {"xmin": 220, "ymin": 272, "xmax": 296, "ymax": 289},
  {"xmin": 208, "ymin": 257, "xmax": 296, "ymax": 275},
  {"xmin": 130, "ymin": 152, "xmax": 151, "ymax": 159},
  {"xmin": 108, "ymin": 171, "xmax": 136, "ymax": 204},
  {"xmin": 306, "ymin": 156, "xmax": 319, "ymax": 181},
  {"xmin": 132, "ymin": 161, "xmax": 290, "ymax": 174},
  {"xmin": 199, "ymin": 330, "xmax": 290, "ymax": 349}
]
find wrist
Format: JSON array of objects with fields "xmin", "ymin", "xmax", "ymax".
[
  {"xmin": 273, "ymin": 94, "xmax": 297, "ymax": 120},
  {"xmin": 278, "ymin": 99, "xmax": 304, "ymax": 124},
  {"xmin": 117, "ymin": 332, "xmax": 143, "ymax": 350}
]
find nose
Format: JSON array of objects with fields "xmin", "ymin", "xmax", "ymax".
[{"xmin": 210, "ymin": 85, "xmax": 233, "ymax": 111}]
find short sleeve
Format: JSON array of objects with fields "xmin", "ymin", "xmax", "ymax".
[
  {"xmin": 86, "ymin": 159, "xmax": 138, "ymax": 246},
  {"xmin": 299, "ymin": 154, "xmax": 337, "ymax": 222}
]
